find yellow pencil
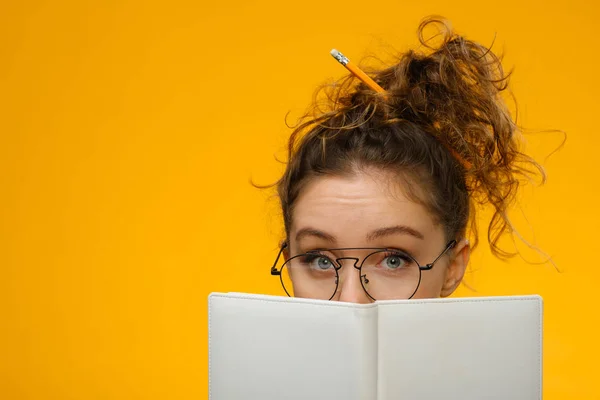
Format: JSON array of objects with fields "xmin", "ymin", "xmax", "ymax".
[{"xmin": 330, "ymin": 49, "xmax": 385, "ymax": 94}]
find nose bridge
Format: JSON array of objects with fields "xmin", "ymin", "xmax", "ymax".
[
  {"xmin": 335, "ymin": 257, "xmax": 371, "ymax": 304},
  {"xmin": 335, "ymin": 256, "xmax": 360, "ymax": 269}
]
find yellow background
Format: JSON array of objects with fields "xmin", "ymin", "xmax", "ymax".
[{"xmin": 1, "ymin": 1, "xmax": 598, "ymax": 398}]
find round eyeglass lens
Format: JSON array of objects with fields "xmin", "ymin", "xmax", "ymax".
[
  {"xmin": 359, "ymin": 250, "xmax": 422, "ymax": 300},
  {"xmin": 280, "ymin": 253, "xmax": 339, "ymax": 300}
]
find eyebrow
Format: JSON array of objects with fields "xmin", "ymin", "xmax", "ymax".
[
  {"xmin": 366, "ymin": 225, "xmax": 424, "ymax": 241},
  {"xmin": 295, "ymin": 228, "xmax": 336, "ymax": 243},
  {"xmin": 294, "ymin": 224, "xmax": 424, "ymax": 244}
]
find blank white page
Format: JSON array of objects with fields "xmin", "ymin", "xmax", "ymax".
[
  {"xmin": 209, "ymin": 293, "xmax": 378, "ymax": 400},
  {"xmin": 376, "ymin": 296, "xmax": 542, "ymax": 400}
]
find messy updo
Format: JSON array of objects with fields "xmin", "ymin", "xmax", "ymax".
[{"xmin": 273, "ymin": 16, "xmax": 545, "ymax": 259}]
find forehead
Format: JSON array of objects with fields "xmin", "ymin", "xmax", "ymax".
[{"xmin": 290, "ymin": 170, "xmax": 443, "ymax": 246}]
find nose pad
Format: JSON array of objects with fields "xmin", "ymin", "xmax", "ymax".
[{"xmin": 334, "ymin": 257, "xmax": 372, "ymax": 304}]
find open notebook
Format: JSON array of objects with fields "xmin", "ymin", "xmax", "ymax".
[{"xmin": 208, "ymin": 293, "xmax": 542, "ymax": 400}]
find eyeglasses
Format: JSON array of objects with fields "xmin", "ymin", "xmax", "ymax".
[{"xmin": 270, "ymin": 241, "xmax": 456, "ymax": 301}]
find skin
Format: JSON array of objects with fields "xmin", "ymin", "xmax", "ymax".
[{"xmin": 285, "ymin": 168, "xmax": 470, "ymax": 304}]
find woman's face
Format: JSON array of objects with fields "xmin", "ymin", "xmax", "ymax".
[{"xmin": 286, "ymin": 169, "xmax": 470, "ymax": 303}]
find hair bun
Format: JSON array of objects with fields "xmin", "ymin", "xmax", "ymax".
[{"xmin": 271, "ymin": 15, "xmax": 548, "ymax": 260}]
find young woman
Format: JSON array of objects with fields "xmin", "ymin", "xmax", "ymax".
[{"xmin": 268, "ymin": 16, "xmax": 545, "ymax": 304}]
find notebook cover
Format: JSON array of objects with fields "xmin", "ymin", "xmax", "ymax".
[
  {"xmin": 376, "ymin": 296, "xmax": 542, "ymax": 400},
  {"xmin": 208, "ymin": 293, "xmax": 542, "ymax": 400}
]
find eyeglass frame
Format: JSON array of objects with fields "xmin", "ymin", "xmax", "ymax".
[{"xmin": 270, "ymin": 240, "xmax": 457, "ymax": 301}]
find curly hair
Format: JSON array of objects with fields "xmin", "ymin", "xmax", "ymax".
[{"xmin": 269, "ymin": 16, "xmax": 545, "ymax": 259}]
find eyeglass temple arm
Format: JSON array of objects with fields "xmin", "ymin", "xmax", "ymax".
[
  {"xmin": 271, "ymin": 243, "xmax": 288, "ymax": 276},
  {"xmin": 422, "ymin": 240, "xmax": 457, "ymax": 270}
]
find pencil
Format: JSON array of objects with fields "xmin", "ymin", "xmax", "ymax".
[{"xmin": 330, "ymin": 49, "xmax": 385, "ymax": 94}]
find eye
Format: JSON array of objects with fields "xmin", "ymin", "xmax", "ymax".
[
  {"xmin": 379, "ymin": 252, "xmax": 412, "ymax": 270},
  {"xmin": 302, "ymin": 253, "xmax": 335, "ymax": 270},
  {"xmin": 313, "ymin": 256, "xmax": 334, "ymax": 270}
]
